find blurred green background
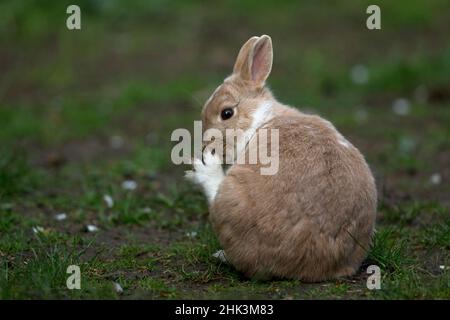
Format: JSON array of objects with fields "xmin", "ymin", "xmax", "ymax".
[{"xmin": 0, "ymin": 0, "xmax": 449, "ymax": 299}]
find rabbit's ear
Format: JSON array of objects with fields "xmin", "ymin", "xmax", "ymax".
[
  {"xmin": 233, "ymin": 35, "xmax": 273, "ymax": 86},
  {"xmin": 250, "ymin": 35, "xmax": 273, "ymax": 85},
  {"xmin": 233, "ymin": 36, "xmax": 259, "ymax": 78}
]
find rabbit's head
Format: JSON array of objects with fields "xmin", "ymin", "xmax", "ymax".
[{"xmin": 201, "ymin": 35, "xmax": 275, "ymax": 163}]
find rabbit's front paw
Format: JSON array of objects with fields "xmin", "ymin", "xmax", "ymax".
[{"xmin": 185, "ymin": 150, "xmax": 224, "ymax": 204}]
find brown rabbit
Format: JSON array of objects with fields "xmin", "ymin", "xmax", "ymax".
[{"xmin": 185, "ymin": 35, "xmax": 377, "ymax": 281}]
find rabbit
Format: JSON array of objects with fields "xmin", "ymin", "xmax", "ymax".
[{"xmin": 185, "ymin": 35, "xmax": 377, "ymax": 282}]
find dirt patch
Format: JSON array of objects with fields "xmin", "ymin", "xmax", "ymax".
[{"xmin": 29, "ymin": 136, "xmax": 132, "ymax": 168}]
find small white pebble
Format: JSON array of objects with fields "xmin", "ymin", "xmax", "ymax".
[
  {"xmin": 392, "ymin": 98, "xmax": 410, "ymax": 116},
  {"xmin": 439, "ymin": 265, "xmax": 449, "ymax": 270},
  {"xmin": 186, "ymin": 231, "xmax": 198, "ymax": 238},
  {"xmin": 32, "ymin": 226, "xmax": 44, "ymax": 234},
  {"xmin": 86, "ymin": 224, "xmax": 99, "ymax": 232},
  {"xmin": 110, "ymin": 135, "xmax": 125, "ymax": 149},
  {"xmin": 212, "ymin": 250, "xmax": 228, "ymax": 263},
  {"xmin": 430, "ymin": 173, "xmax": 442, "ymax": 185},
  {"xmin": 350, "ymin": 64, "xmax": 369, "ymax": 84},
  {"xmin": 54, "ymin": 213, "xmax": 67, "ymax": 221},
  {"xmin": 103, "ymin": 194, "xmax": 114, "ymax": 208},
  {"xmin": 113, "ymin": 282, "xmax": 123, "ymax": 293},
  {"xmin": 121, "ymin": 180, "xmax": 137, "ymax": 191}
]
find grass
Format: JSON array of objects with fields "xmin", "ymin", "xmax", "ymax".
[{"xmin": 0, "ymin": 0, "xmax": 449, "ymax": 299}]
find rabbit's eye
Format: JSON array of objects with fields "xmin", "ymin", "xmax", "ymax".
[{"xmin": 220, "ymin": 108, "xmax": 234, "ymax": 120}]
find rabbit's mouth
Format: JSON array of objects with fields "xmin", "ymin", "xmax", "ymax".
[
  {"xmin": 201, "ymin": 129, "xmax": 255, "ymax": 166},
  {"xmin": 201, "ymin": 144, "xmax": 217, "ymax": 165},
  {"xmin": 201, "ymin": 138, "xmax": 234, "ymax": 166}
]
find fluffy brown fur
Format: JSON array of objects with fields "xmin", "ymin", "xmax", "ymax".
[{"xmin": 187, "ymin": 35, "xmax": 377, "ymax": 281}]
